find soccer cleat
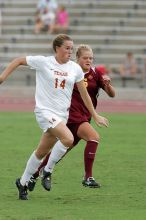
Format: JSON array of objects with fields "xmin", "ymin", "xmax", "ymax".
[
  {"xmin": 82, "ymin": 177, "xmax": 101, "ymax": 188},
  {"xmin": 41, "ymin": 170, "xmax": 52, "ymax": 191},
  {"xmin": 27, "ymin": 176, "xmax": 38, "ymax": 192},
  {"xmin": 15, "ymin": 178, "xmax": 28, "ymax": 200}
]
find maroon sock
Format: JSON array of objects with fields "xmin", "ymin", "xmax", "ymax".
[
  {"xmin": 33, "ymin": 153, "xmax": 51, "ymax": 178},
  {"xmin": 84, "ymin": 141, "xmax": 98, "ymax": 179}
]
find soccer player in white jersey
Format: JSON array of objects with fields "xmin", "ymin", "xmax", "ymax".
[{"xmin": 0, "ymin": 34, "xmax": 108, "ymax": 200}]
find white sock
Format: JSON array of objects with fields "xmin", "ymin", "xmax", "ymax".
[
  {"xmin": 20, "ymin": 151, "xmax": 42, "ymax": 186},
  {"xmin": 44, "ymin": 141, "xmax": 68, "ymax": 173}
]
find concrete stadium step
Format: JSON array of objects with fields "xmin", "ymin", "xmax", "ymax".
[
  {"xmin": 2, "ymin": 27, "xmax": 146, "ymax": 38},
  {"xmin": 0, "ymin": 40, "xmax": 145, "ymax": 50},
  {"xmin": 2, "ymin": 8, "xmax": 146, "ymax": 18},
  {"xmin": 3, "ymin": 18, "xmax": 146, "ymax": 29},
  {"xmin": 2, "ymin": 1, "xmax": 146, "ymax": 9},
  {"xmin": 1, "ymin": 41, "xmax": 146, "ymax": 55},
  {"xmin": 2, "ymin": 0, "xmax": 146, "ymax": 9},
  {"xmin": 0, "ymin": 53, "xmax": 145, "ymax": 70}
]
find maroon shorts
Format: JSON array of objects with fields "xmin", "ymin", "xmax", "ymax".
[{"xmin": 67, "ymin": 121, "xmax": 88, "ymax": 146}]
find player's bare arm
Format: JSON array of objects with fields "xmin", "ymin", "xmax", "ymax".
[
  {"xmin": 0, "ymin": 57, "xmax": 27, "ymax": 84},
  {"xmin": 76, "ymin": 79, "xmax": 109, "ymax": 127}
]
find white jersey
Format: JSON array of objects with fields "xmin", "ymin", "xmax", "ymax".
[{"xmin": 26, "ymin": 55, "xmax": 84, "ymax": 119}]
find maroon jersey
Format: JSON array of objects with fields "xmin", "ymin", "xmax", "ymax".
[{"xmin": 67, "ymin": 67, "xmax": 105, "ymax": 124}]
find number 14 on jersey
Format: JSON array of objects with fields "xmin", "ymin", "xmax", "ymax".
[{"xmin": 55, "ymin": 78, "xmax": 66, "ymax": 89}]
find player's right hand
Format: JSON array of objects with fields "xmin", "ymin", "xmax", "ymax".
[{"xmin": 102, "ymin": 74, "xmax": 111, "ymax": 86}]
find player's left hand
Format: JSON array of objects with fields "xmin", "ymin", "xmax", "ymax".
[{"xmin": 95, "ymin": 115, "xmax": 109, "ymax": 127}]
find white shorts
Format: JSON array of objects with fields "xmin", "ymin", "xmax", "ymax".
[{"xmin": 35, "ymin": 110, "xmax": 67, "ymax": 132}]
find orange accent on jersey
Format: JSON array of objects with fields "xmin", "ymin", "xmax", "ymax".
[
  {"xmin": 60, "ymin": 79, "xmax": 66, "ymax": 89},
  {"xmin": 54, "ymin": 71, "xmax": 68, "ymax": 76},
  {"xmin": 54, "ymin": 78, "xmax": 66, "ymax": 89},
  {"xmin": 84, "ymin": 78, "xmax": 88, "ymax": 87},
  {"xmin": 55, "ymin": 78, "xmax": 58, "ymax": 88}
]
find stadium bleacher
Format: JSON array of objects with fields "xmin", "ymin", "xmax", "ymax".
[{"xmin": 0, "ymin": 0, "xmax": 146, "ymax": 87}]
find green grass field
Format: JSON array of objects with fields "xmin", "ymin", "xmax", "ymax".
[{"xmin": 0, "ymin": 112, "xmax": 146, "ymax": 220}]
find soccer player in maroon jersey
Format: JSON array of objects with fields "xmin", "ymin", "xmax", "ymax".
[{"xmin": 28, "ymin": 44, "xmax": 115, "ymax": 191}]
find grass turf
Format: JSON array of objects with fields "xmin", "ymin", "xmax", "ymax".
[{"xmin": 0, "ymin": 112, "xmax": 146, "ymax": 220}]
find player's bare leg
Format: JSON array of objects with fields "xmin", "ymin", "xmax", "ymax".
[
  {"xmin": 41, "ymin": 121, "xmax": 74, "ymax": 191},
  {"xmin": 16, "ymin": 132, "xmax": 57, "ymax": 200}
]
